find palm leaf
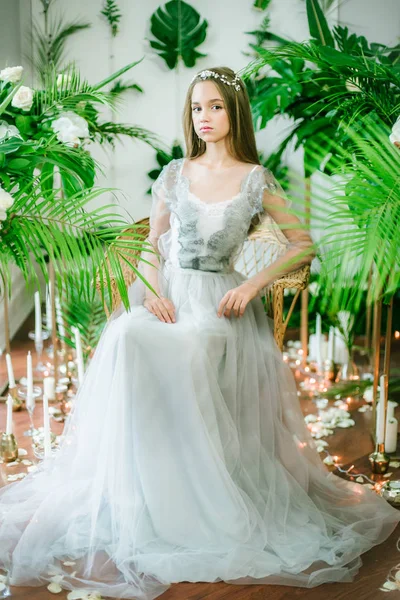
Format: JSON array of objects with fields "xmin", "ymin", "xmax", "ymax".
[{"xmin": 149, "ymin": 0, "xmax": 208, "ymax": 69}]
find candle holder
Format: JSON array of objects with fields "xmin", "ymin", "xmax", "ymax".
[
  {"xmin": 31, "ymin": 428, "xmax": 58, "ymax": 460},
  {"xmin": 335, "ymin": 356, "xmax": 359, "ymax": 382},
  {"xmin": 28, "ymin": 330, "xmax": 50, "ymax": 372},
  {"xmin": 378, "ymin": 480, "xmax": 400, "ymax": 508},
  {"xmin": 323, "ymin": 359, "xmax": 336, "ymax": 382},
  {"xmin": 368, "ymin": 442, "xmax": 390, "ymax": 474},
  {"xmin": 8, "ymin": 386, "xmax": 23, "ymax": 412},
  {"xmin": 0, "ymin": 432, "xmax": 18, "ymax": 463}
]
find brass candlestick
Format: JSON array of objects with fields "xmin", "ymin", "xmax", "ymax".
[
  {"xmin": 369, "ymin": 442, "xmax": 390, "ymax": 474},
  {"xmin": 9, "ymin": 386, "xmax": 23, "ymax": 412},
  {"xmin": 0, "ymin": 432, "xmax": 18, "ymax": 463}
]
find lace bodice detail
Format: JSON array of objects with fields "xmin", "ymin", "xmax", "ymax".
[{"xmin": 149, "ymin": 157, "xmax": 288, "ymax": 274}]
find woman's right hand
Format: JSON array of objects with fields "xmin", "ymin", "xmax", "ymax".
[{"xmin": 143, "ymin": 296, "xmax": 176, "ymax": 324}]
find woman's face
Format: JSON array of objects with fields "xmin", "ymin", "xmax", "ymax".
[{"xmin": 191, "ymin": 81, "xmax": 230, "ymax": 143}]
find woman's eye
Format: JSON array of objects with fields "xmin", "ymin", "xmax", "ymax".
[{"xmin": 212, "ymin": 105, "xmax": 222, "ymax": 110}]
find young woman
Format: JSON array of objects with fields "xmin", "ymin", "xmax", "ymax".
[{"xmin": 0, "ymin": 67, "xmax": 399, "ymax": 600}]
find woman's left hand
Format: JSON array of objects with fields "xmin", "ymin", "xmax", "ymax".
[{"xmin": 217, "ymin": 282, "xmax": 259, "ymax": 318}]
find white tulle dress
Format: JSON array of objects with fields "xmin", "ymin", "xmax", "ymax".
[{"xmin": 0, "ymin": 157, "xmax": 399, "ymax": 599}]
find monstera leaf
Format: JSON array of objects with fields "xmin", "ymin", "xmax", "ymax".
[{"xmin": 149, "ymin": 0, "xmax": 208, "ymax": 69}]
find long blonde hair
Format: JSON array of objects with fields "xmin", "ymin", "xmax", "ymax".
[{"xmin": 182, "ymin": 67, "xmax": 260, "ymax": 165}]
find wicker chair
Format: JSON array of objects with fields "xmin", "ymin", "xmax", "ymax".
[{"xmin": 96, "ymin": 217, "xmax": 309, "ymax": 350}]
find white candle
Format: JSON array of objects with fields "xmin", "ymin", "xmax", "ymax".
[
  {"xmin": 316, "ymin": 313, "xmax": 323, "ymax": 368},
  {"xmin": 376, "ymin": 375, "xmax": 386, "ymax": 445},
  {"xmin": 43, "ymin": 376, "xmax": 56, "ymax": 400},
  {"xmin": 327, "ymin": 327, "xmax": 335, "ymax": 362},
  {"xmin": 5, "ymin": 353, "xmax": 16, "ymax": 388},
  {"xmin": 26, "ymin": 351, "xmax": 35, "ymax": 411},
  {"xmin": 42, "ymin": 393, "xmax": 52, "ymax": 458},
  {"xmin": 34, "ymin": 291, "xmax": 42, "ymax": 344},
  {"xmin": 6, "ymin": 393, "xmax": 13, "ymax": 435},
  {"xmin": 55, "ymin": 296, "xmax": 65, "ymax": 338},
  {"xmin": 46, "ymin": 283, "xmax": 52, "ymax": 333},
  {"xmin": 73, "ymin": 326, "xmax": 85, "ymax": 385}
]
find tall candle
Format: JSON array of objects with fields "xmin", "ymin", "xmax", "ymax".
[
  {"xmin": 6, "ymin": 393, "xmax": 13, "ymax": 435},
  {"xmin": 34, "ymin": 291, "xmax": 42, "ymax": 344},
  {"xmin": 42, "ymin": 393, "xmax": 52, "ymax": 458},
  {"xmin": 376, "ymin": 374, "xmax": 386, "ymax": 445},
  {"xmin": 327, "ymin": 326, "xmax": 335, "ymax": 362},
  {"xmin": 43, "ymin": 376, "xmax": 56, "ymax": 400},
  {"xmin": 26, "ymin": 351, "xmax": 34, "ymax": 411},
  {"xmin": 73, "ymin": 326, "xmax": 84, "ymax": 385},
  {"xmin": 5, "ymin": 353, "xmax": 16, "ymax": 388},
  {"xmin": 46, "ymin": 283, "xmax": 52, "ymax": 333},
  {"xmin": 55, "ymin": 296, "xmax": 65, "ymax": 338},
  {"xmin": 316, "ymin": 313, "xmax": 323, "ymax": 368}
]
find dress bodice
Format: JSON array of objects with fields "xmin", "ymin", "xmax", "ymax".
[{"xmin": 150, "ymin": 157, "xmax": 287, "ymax": 274}]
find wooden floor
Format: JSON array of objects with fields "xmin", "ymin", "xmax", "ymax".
[{"xmin": 1, "ymin": 313, "xmax": 400, "ymax": 600}]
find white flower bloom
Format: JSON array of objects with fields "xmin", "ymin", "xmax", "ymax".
[
  {"xmin": 0, "ymin": 188, "xmax": 14, "ymax": 211},
  {"xmin": 11, "ymin": 85, "xmax": 34, "ymax": 111},
  {"xmin": 0, "ymin": 120, "xmax": 22, "ymax": 142},
  {"xmin": 51, "ymin": 111, "xmax": 89, "ymax": 147},
  {"xmin": 0, "ymin": 66, "xmax": 23, "ymax": 83},
  {"xmin": 389, "ymin": 116, "xmax": 400, "ymax": 144}
]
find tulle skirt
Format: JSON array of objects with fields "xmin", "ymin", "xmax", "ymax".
[{"xmin": 0, "ymin": 260, "xmax": 399, "ymax": 599}]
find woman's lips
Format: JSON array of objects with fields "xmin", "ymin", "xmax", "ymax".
[{"xmin": 200, "ymin": 127, "xmax": 213, "ymax": 131}]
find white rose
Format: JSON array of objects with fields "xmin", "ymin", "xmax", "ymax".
[
  {"xmin": 0, "ymin": 188, "xmax": 14, "ymax": 211},
  {"xmin": 11, "ymin": 85, "xmax": 34, "ymax": 111},
  {"xmin": 51, "ymin": 111, "xmax": 89, "ymax": 147},
  {"xmin": 0, "ymin": 66, "xmax": 23, "ymax": 83},
  {"xmin": 0, "ymin": 120, "xmax": 22, "ymax": 142},
  {"xmin": 389, "ymin": 116, "xmax": 400, "ymax": 144},
  {"xmin": 0, "ymin": 209, "xmax": 7, "ymax": 221}
]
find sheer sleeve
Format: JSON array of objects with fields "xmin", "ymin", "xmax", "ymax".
[
  {"xmin": 246, "ymin": 166, "xmax": 315, "ymax": 288},
  {"xmin": 109, "ymin": 160, "xmax": 179, "ymax": 318}
]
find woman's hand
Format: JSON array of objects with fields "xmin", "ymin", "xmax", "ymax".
[
  {"xmin": 217, "ymin": 281, "xmax": 259, "ymax": 319},
  {"xmin": 144, "ymin": 296, "xmax": 176, "ymax": 323}
]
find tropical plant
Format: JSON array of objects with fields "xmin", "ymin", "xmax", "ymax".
[
  {"xmin": 146, "ymin": 141, "xmax": 184, "ymax": 193},
  {"xmin": 57, "ymin": 282, "xmax": 108, "ymax": 358},
  {"xmin": 297, "ymin": 117, "xmax": 400, "ymax": 314},
  {"xmin": 30, "ymin": 0, "xmax": 91, "ymax": 84},
  {"xmin": 0, "ymin": 60, "xmax": 161, "ymax": 198},
  {"xmin": 242, "ymin": 0, "xmax": 400, "ymax": 177},
  {"xmin": 100, "ymin": 0, "xmax": 122, "ymax": 37},
  {"xmin": 149, "ymin": 0, "xmax": 208, "ymax": 69}
]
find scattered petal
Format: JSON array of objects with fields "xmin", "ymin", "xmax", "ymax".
[
  {"xmin": 67, "ymin": 590, "xmax": 92, "ymax": 600},
  {"xmin": 47, "ymin": 582, "xmax": 63, "ymax": 593},
  {"xmin": 323, "ymin": 456, "xmax": 334, "ymax": 466},
  {"xmin": 356, "ymin": 476, "xmax": 365, "ymax": 483},
  {"xmin": 6, "ymin": 461, "xmax": 20, "ymax": 467},
  {"xmin": 382, "ymin": 580, "xmax": 398, "ymax": 590},
  {"xmin": 63, "ymin": 561, "xmax": 76, "ymax": 567},
  {"xmin": 70, "ymin": 571, "xmax": 77, "ymax": 577},
  {"xmin": 383, "ymin": 473, "xmax": 393, "ymax": 478},
  {"xmin": 17, "ymin": 448, "xmax": 28, "ymax": 456},
  {"xmin": 22, "ymin": 459, "xmax": 33, "ymax": 466},
  {"xmin": 27, "ymin": 465, "xmax": 38, "ymax": 473},
  {"xmin": 0, "ymin": 583, "xmax": 6, "ymax": 592},
  {"xmin": 390, "ymin": 461, "xmax": 400, "ymax": 468}
]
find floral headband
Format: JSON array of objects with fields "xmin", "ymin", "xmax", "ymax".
[{"xmin": 190, "ymin": 69, "xmax": 242, "ymax": 92}]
